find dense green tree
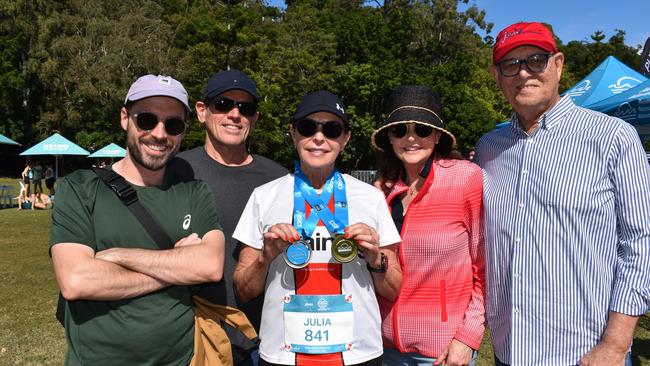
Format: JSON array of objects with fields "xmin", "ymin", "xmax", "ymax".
[
  {"xmin": 561, "ymin": 29, "xmax": 642, "ymax": 90},
  {"xmin": 0, "ymin": 0, "xmax": 44, "ymax": 144},
  {"xmin": 0, "ymin": 0, "xmax": 645, "ymax": 176},
  {"xmin": 31, "ymin": 0, "xmax": 177, "ymax": 151}
]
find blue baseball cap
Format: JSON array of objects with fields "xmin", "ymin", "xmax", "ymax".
[{"xmin": 202, "ymin": 69, "xmax": 259, "ymax": 102}]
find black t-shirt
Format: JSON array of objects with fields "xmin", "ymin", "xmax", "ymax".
[{"xmin": 171, "ymin": 147, "xmax": 288, "ymax": 330}]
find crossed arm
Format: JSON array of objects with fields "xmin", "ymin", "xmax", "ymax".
[{"xmin": 52, "ymin": 229, "xmax": 225, "ymax": 301}]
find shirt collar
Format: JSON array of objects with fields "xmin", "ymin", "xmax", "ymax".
[{"xmin": 510, "ymin": 95, "xmax": 575, "ymax": 133}]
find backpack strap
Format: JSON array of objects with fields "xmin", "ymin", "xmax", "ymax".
[
  {"xmin": 92, "ymin": 167, "xmax": 174, "ymax": 250},
  {"xmin": 56, "ymin": 167, "xmax": 176, "ymax": 327}
]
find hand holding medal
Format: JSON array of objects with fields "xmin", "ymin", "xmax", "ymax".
[
  {"xmin": 262, "ymin": 223, "xmax": 307, "ymax": 266},
  {"xmin": 341, "ymin": 223, "xmax": 382, "ymax": 268}
]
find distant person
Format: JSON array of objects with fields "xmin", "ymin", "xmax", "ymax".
[
  {"xmin": 44, "ymin": 165, "xmax": 55, "ymax": 196},
  {"xmin": 49, "ymin": 74, "xmax": 225, "ymax": 365},
  {"xmin": 172, "ymin": 69, "xmax": 287, "ymax": 334},
  {"xmin": 32, "ymin": 160, "xmax": 43, "ymax": 194},
  {"xmin": 21, "ymin": 162, "xmax": 32, "ymax": 198},
  {"xmin": 30, "ymin": 192, "xmax": 52, "ymax": 210},
  {"xmin": 17, "ymin": 192, "xmax": 31, "ymax": 210},
  {"xmin": 371, "ymin": 85, "xmax": 485, "ymax": 366},
  {"xmin": 474, "ymin": 22, "xmax": 650, "ymax": 365}
]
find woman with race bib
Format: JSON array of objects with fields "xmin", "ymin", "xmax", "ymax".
[{"xmin": 233, "ymin": 90, "xmax": 401, "ymax": 366}]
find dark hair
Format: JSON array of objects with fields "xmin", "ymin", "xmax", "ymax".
[{"xmin": 376, "ymin": 131, "xmax": 455, "ymax": 182}]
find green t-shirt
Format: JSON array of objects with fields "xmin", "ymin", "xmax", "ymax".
[{"xmin": 49, "ymin": 168, "xmax": 221, "ymax": 366}]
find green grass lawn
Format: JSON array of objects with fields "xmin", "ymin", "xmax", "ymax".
[{"xmin": 0, "ymin": 176, "xmax": 648, "ymax": 365}]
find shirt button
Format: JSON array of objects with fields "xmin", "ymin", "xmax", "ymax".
[
  {"xmin": 518, "ymin": 202, "xmax": 524, "ymax": 208},
  {"xmin": 522, "ymin": 170, "xmax": 529, "ymax": 175},
  {"xmin": 515, "ymin": 237, "xmax": 521, "ymax": 243},
  {"xmin": 514, "ymin": 308, "xmax": 520, "ymax": 314},
  {"xmin": 514, "ymin": 273, "xmax": 520, "ymax": 280}
]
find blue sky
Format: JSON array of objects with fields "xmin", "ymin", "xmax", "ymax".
[{"xmin": 264, "ymin": 0, "xmax": 649, "ymax": 48}]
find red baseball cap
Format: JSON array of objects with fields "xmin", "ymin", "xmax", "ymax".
[{"xmin": 493, "ymin": 22, "xmax": 558, "ymax": 63}]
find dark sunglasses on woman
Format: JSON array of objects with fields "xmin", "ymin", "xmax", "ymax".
[
  {"xmin": 210, "ymin": 96, "xmax": 258, "ymax": 117},
  {"xmin": 130, "ymin": 112, "xmax": 187, "ymax": 136},
  {"xmin": 389, "ymin": 123, "xmax": 435, "ymax": 139},
  {"xmin": 295, "ymin": 119, "xmax": 346, "ymax": 139}
]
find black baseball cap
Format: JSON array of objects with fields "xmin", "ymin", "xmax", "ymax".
[
  {"xmin": 292, "ymin": 90, "xmax": 349, "ymax": 126},
  {"xmin": 202, "ymin": 69, "xmax": 259, "ymax": 102}
]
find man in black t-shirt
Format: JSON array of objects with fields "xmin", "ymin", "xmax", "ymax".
[{"xmin": 172, "ymin": 70, "xmax": 287, "ymax": 332}]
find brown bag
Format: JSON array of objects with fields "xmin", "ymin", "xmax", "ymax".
[{"xmin": 190, "ymin": 296, "xmax": 259, "ymax": 366}]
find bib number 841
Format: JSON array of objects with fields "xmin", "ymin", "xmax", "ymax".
[{"xmin": 305, "ymin": 329, "xmax": 329, "ymax": 342}]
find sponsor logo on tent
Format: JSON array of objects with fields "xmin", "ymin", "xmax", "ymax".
[
  {"xmin": 609, "ymin": 76, "xmax": 643, "ymax": 94},
  {"xmin": 566, "ymin": 80, "xmax": 591, "ymax": 97},
  {"xmin": 43, "ymin": 144, "xmax": 70, "ymax": 151},
  {"xmin": 627, "ymin": 87, "xmax": 650, "ymax": 100},
  {"xmin": 613, "ymin": 102, "xmax": 635, "ymax": 120}
]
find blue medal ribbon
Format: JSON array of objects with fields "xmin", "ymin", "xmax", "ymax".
[{"xmin": 293, "ymin": 161, "xmax": 348, "ymax": 240}]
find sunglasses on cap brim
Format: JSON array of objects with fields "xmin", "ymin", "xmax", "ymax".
[
  {"xmin": 389, "ymin": 123, "xmax": 435, "ymax": 138},
  {"xmin": 294, "ymin": 119, "xmax": 346, "ymax": 139},
  {"xmin": 130, "ymin": 112, "xmax": 187, "ymax": 136},
  {"xmin": 209, "ymin": 96, "xmax": 258, "ymax": 117}
]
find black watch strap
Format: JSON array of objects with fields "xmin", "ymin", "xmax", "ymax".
[{"xmin": 367, "ymin": 252, "xmax": 387, "ymax": 273}]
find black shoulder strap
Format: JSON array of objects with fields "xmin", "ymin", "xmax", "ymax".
[
  {"xmin": 56, "ymin": 167, "xmax": 177, "ymax": 327},
  {"xmin": 92, "ymin": 167, "xmax": 174, "ymax": 250}
]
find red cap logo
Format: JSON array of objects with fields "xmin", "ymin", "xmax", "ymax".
[{"xmin": 493, "ymin": 22, "xmax": 558, "ymax": 64}]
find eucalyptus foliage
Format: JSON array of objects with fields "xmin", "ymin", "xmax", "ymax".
[{"xmin": 0, "ymin": 0, "xmax": 641, "ymax": 170}]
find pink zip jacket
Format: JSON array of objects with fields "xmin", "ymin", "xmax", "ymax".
[{"xmin": 378, "ymin": 158, "xmax": 486, "ymax": 357}]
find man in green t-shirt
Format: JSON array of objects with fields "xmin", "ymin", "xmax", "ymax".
[{"xmin": 50, "ymin": 74, "xmax": 225, "ymax": 366}]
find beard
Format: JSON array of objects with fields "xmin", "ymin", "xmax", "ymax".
[{"xmin": 126, "ymin": 133, "xmax": 179, "ymax": 171}]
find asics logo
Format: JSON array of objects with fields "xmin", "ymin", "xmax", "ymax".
[{"xmin": 183, "ymin": 214, "xmax": 191, "ymax": 230}]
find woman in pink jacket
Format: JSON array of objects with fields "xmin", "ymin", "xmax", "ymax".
[{"xmin": 371, "ymin": 86, "xmax": 485, "ymax": 366}]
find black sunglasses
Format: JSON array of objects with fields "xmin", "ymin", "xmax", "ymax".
[
  {"xmin": 130, "ymin": 112, "xmax": 186, "ymax": 136},
  {"xmin": 210, "ymin": 96, "xmax": 258, "ymax": 117},
  {"xmin": 389, "ymin": 123, "xmax": 435, "ymax": 138},
  {"xmin": 295, "ymin": 119, "xmax": 346, "ymax": 139},
  {"xmin": 496, "ymin": 53, "xmax": 553, "ymax": 77}
]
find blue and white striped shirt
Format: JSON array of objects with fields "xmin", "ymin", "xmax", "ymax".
[{"xmin": 475, "ymin": 96, "xmax": 650, "ymax": 365}]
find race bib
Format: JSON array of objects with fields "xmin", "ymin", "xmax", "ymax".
[{"xmin": 283, "ymin": 294, "xmax": 354, "ymax": 354}]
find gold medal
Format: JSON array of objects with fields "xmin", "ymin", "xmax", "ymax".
[{"xmin": 331, "ymin": 235, "xmax": 358, "ymax": 263}]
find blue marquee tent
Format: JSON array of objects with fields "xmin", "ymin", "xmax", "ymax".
[
  {"xmin": 0, "ymin": 133, "xmax": 20, "ymax": 146},
  {"xmin": 20, "ymin": 133, "xmax": 89, "ymax": 177},
  {"xmin": 588, "ymin": 79, "xmax": 650, "ymax": 141},
  {"xmin": 563, "ymin": 56, "xmax": 647, "ymax": 108},
  {"xmin": 88, "ymin": 143, "xmax": 126, "ymax": 158}
]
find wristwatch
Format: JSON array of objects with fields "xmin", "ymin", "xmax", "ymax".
[{"xmin": 367, "ymin": 252, "xmax": 387, "ymax": 273}]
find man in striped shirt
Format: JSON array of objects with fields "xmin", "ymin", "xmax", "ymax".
[{"xmin": 475, "ymin": 22, "xmax": 650, "ymax": 365}]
